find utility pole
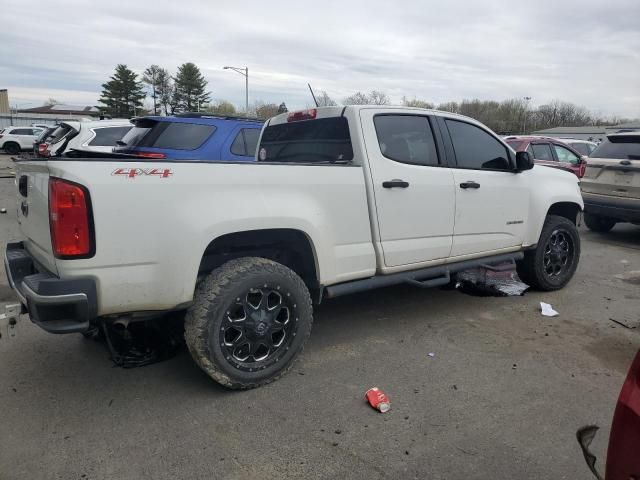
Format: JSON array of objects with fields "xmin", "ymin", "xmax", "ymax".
[
  {"xmin": 522, "ymin": 96, "xmax": 532, "ymax": 134},
  {"xmin": 223, "ymin": 66, "xmax": 249, "ymax": 113}
]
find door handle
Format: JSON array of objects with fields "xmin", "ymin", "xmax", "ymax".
[
  {"xmin": 459, "ymin": 181, "xmax": 480, "ymax": 189},
  {"xmin": 382, "ymin": 179, "xmax": 410, "ymax": 189}
]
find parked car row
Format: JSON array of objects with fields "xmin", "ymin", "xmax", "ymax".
[
  {"xmin": 504, "ymin": 135, "xmax": 588, "ymax": 178},
  {"xmin": 0, "ymin": 126, "xmax": 46, "ymax": 155}
]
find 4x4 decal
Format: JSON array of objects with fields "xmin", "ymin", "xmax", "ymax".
[{"xmin": 112, "ymin": 168, "xmax": 173, "ymax": 178}]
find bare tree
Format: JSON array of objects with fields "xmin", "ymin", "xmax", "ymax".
[
  {"xmin": 142, "ymin": 65, "xmax": 164, "ymax": 115},
  {"xmin": 402, "ymin": 97, "xmax": 434, "ymax": 109},
  {"xmin": 205, "ymin": 100, "xmax": 236, "ymax": 116},
  {"xmin": 369, "ymin": 90, "xmax": 390, "ymax": 105},
  {"xmin": 343, "ymin": 90, "xmax": 390, "ymax": 105},
  {"xmin": 45, "ymin": 98, "xmax": 60, "ymax": 106},
  {"xmin": 316, "ymin": 91, "xmax": 337, "ymax": 107}
]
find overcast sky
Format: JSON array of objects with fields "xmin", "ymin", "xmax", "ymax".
[{"xmin": 1, "ymin": 0, "xmax": 639, "ymax": 117}]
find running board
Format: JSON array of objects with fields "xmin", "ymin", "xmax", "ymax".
[{"xmin": 324, "ymin": 252, "xmax": 523, "ymax": 299}]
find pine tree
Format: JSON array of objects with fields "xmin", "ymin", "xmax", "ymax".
[
  {"xmin": 277, "ymin": 102, "xmax": 288, "ymax": 114},
  {"xmin": 98, "ymin": 64, "xmax": 146, "ymax": 117},
  {"xmin": 173, "ymin": 63, "xmax": 210, "ymax": 112}
]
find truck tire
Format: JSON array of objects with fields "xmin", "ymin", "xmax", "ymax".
[
  {"xmin": 516, "ymin": 215, "xmax": 580, "ymax": 291},
  {"xmin": 584, "ymin": 213, "xmax": 616, "ymax": 233},
  {"xmin": 2, "ymin": 142, "xmax": 20, "ymax": 155},
  {"xmin": 184, "ymin": 257, "xmax": 313, "ymax": 389}
]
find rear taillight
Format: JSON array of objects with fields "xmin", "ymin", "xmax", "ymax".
[
  {"xmin": 38, "ymin": 143, "xmax": 49, "ymax": 157},
  {"xmin": 49, "ymin": 178, "xmax": 94, "ymax": 258},
  {"xmin": 578, "ymin": 162, "xmax": 587, "ymax": 178},
  {"xmin": 136, "ymin": 152, "xmax": 166, "ymax": 159},
  {"xmin": 287, "ymin": 109, "xmax": 317, "ymax": 122}
]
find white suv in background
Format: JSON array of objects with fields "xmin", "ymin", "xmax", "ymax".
[
  {"xmin": 39, "ymin": 119, "xmax": 132, "ymax": 157},
  {"xmin": 0, "ymin": 126, "xmax": 45, "ymax": 155}
]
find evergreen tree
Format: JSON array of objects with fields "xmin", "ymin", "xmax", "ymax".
[
  {"xmin": 277, "ymin": 102, "xmax": 288, "ymax": 114},
  {"xmin": 98, "ymin": 64, "xmax": 146, "ymax": 118},
  {"xmin": 173, "ymin": 63, "xmax": 210, "ymax": 112}
]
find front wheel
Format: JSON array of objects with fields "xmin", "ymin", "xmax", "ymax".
[
  {"xmin": 185, "ymin": 257, "xmax": 313, "ymax": 389},
  {"xmin": 584, "ymin": 213, "xmax": 616, "ymax": 233},
  {"xmin": 516, "ymin": 215, "xmax": 580, "ymax": 291}
]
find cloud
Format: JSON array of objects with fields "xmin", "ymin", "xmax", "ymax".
[{"xmin": 1, "ymin": 0, "xmax": 638, "ymax": 117}]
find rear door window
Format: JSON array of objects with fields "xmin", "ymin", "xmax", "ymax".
[
  {"xmin": 373, "ymin": 115, "xmax": 439, "ymax": 166},
  {"xmin": 11, "ymin": 128, "xmax": 34, "ymax": 135},
  {"xmin": 88, "ymin": 126, "xmax": 132, "ymax": 146},
  {"xmin": 531, "ymin": 143, "xmax": 554, "ymax": 161},
  {"xmin": 230, "ymin": 128, "xmax": 261, "ymax": 156},
  {"xmin": 445, "ymin": 120, "xmax": 511, "ymax": 170},
  {"xmin": 591, "ymin": 137, "xmax": 640, "ymax": 160},
  {"xmin": 259, "ymin": 117, "xmax": 353, "ymax": 163}
]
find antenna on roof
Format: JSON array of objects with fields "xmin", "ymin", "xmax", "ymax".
[{"xmin": 308, "ymin": 83, "xmax": 319, "ymax": 107}]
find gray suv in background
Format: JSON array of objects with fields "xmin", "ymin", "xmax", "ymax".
[{"xmin": 581, "ymin": 132, "xmax": 640, "ymax": 232}]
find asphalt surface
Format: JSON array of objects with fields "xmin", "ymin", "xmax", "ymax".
[{"xmin": 1, "ymin": 153, "xmax": 639, "ymax": 479}]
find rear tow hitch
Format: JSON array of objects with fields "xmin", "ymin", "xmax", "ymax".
[{"xmin": 0, "ymin": 304, "xmax": 22, "ymax": 341}]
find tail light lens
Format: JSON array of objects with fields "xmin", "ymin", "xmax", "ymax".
[
  {"xmin": 578, "ymin": 162, "xmax": 587, "ymax": 178},
  {"xmin": 49, "ymin": 178, "xmax": 94, "ymax": 258},
  {"xmin": 287, "ymin": 109, "xmax": 317, "ymax": 122},
  {"xmin": 38, "ymin": 143, "xmax": 49, "ymax": 157}
]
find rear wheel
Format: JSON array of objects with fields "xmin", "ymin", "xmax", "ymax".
[
  {"xmin": 584, "ymin": 213, "xmax": 616, "ymax": 233},
  {"xmin": 184, "ymin": 257, "xmax": 313, "ymax": 389},
  {"xmin": 2, "ymin": 142, "xmax": 20, "ymax": 155},
  {"xmin": 517, "ymin": 215, "xmax": 580, "ymax": 291}
]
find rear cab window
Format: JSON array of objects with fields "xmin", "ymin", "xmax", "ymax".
[{"xmin": 259, "ymin": 117, "xmax": 353, "ymax": 163}]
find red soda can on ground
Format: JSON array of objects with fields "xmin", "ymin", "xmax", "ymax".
[{"xmin": 365, "ymin": 387, "xmax": 391, "ymax": 413}]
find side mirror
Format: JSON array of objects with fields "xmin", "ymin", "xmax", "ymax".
[
  {"xmin": 580, "ymin": 155, "xmax": 588, "ymax": 164},
  {"xmin": 515, "ymin": 151, "xmax": 534, "ymax": 171}
]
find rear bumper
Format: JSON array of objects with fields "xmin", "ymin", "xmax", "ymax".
[
  {"xmin": 4, "ymin": 242, "xmax": 97, "ymax": 333},
  {"xmin": 582, "ymin": 192, "xmax": 640, "ymax": 223}
]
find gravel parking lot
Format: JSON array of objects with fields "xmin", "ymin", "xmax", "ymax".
[{"xmin": 1, "ymin": 153, "xmax": 639, "ymax": 479}]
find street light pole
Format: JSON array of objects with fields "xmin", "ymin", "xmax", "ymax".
[
  {"xmin": 223, "ymin": 66, "xmax": 249, "ymax": 113},
  {"xmin": 522, "ymin": 96, "xmax": 532, "ymax": 134}
]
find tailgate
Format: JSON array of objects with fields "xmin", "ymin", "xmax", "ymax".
[
  {"xmin": 14, "ymin": 160, "xmax": 58, "ymax": 274},
  {"xmin": 581, "ymin": 158, "xmax": 640, "ymax": 199}
]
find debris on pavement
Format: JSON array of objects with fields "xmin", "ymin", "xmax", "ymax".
[
  {"xmin": 0, "ymin": 208, "xmax": 6, "ymax": 214},
  {"xmin": 609, "ymin": 317, "xmax": 638, "ymax": 330},
  {"xmin": 456, "ymin": 263, "xmax": 529, "ymax": 297},
  {"xmin": 428, "ymin": 352, "xmax": 435, "ymax": 358},
  {"xmin": 540, "ymin": 302, "xmax": 559, "ymax": 317},
  {"xmin": 365, "ymin": 387, "xmax": 391, "ymax": 413}
]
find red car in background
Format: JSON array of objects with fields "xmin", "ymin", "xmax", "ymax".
[
  {"xmin": 578, "ymin": 350, "xmax": 640, "ymax": 479},
  {"xmin": 504, "ymin": 136, "xmax": 588, "ymax": 178}
]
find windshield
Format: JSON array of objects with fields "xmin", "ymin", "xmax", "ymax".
[{"xmin": 591, "ymin": 136, "xmax": 640, "ymax": 160}]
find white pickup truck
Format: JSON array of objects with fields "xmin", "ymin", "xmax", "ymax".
[{"xmin": 4, "ymin": 106, "xmax": 584, "ymax": 389}]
